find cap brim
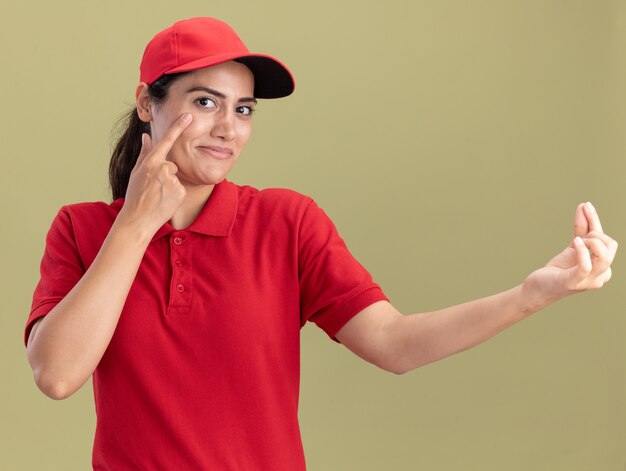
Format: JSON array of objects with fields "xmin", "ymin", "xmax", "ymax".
[{"xmin": 163, "ymin": 53, "xmax": 295, "ymax": 99}]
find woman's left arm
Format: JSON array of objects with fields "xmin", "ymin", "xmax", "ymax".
[{"xmin": 335, "ymin": 202, "xmax": 618, "ymax": 375}]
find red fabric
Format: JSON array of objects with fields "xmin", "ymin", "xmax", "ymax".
[{"xmin": 26, "ymin": 180, "xmax": 388, "ymax": 470}]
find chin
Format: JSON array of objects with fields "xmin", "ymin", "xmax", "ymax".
[{"xmin": 184, "ymin": 171, "xmax": 230, "ymax": 188}]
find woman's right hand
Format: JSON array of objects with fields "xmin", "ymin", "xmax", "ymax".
[
  {"xmin": 117, "ymin": 113, "xmax": 193, "ymax": 237},
  {"xmin": 26, "ymin": 114, "xmax": 195, "ymax": 399}
]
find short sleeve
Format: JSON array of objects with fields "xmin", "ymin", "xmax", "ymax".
[
  {"xmin": 24, "ymin": 207, "xmax": 86, "ymax": 347},
  {"xmin": 298, "ymin": 200, "xmax": 388, "ymax": 343}
]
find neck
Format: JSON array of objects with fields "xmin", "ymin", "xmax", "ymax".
[{"xmin": 168, "ymin": 184, "xmax": 215, "ymax": 230}]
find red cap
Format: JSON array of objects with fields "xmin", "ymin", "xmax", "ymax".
[{"xmin": 139, "ymin": 17, "xmax": 295, "ymax": 99}]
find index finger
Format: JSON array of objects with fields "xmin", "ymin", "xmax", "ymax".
[
  {"xmin": 583, "ymin": 201, "xmax": 604, "ymax": 234},
  {"xmin": 147, "ymin": 113, "xmax": 193, "ymax": 161}
]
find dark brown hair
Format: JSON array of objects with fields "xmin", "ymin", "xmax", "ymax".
[{"xmin": 109, "ymin": 72, "xmax": 190, "ymax": 200}]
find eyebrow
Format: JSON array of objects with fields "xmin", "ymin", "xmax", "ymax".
[{"xmin": 185, "ymin": 86, "xmax": 257, "ymax": 104}]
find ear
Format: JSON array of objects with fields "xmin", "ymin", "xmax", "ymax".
[{"xmin": 135, "ymin": 83, "xmax": 152, "ymax": 122}]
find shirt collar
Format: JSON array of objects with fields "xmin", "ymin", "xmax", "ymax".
[{"xmin": 111, "ymin": 179, "xmax": 239, "ymax": 240}]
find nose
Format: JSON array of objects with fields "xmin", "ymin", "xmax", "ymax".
[{"xmin": 210, "ymin": 108, "xmax": 236, "ymax": 141}]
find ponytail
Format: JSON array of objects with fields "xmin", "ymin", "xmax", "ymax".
[
  {"xmin": 109, "ymin": 72, "xmax": 190, "ymax": 200},
  {"xmin": 109, "ymin": 108, "xmax": 149, "ymax": 200}
]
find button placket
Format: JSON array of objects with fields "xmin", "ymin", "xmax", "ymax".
[{"xmin": 168, "ymin": 232, "xmax": 192, "ymax": 313}]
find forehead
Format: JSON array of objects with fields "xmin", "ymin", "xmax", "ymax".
[{"xmin": 172, "ymin": 61, "xmax": 255, "ymax": 96}]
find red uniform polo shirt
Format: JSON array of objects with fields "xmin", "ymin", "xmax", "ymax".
[{"xmin": 26, "ymin": 179, "xmax": 388, "ymax": 470}]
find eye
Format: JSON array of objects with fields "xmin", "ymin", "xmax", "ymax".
[
  {"xmin": 236, "ymin": 105, "xmax": 255, "ymax": 116},
  {"xmin": 194, "ymin": 96, "xmax": 217, "ymax": 109}
]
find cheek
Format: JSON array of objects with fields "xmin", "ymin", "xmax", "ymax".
[
  {"xmin": 178, "ymin": 113, "xmax": 216, "ymax": 144},
  {"xmin": 150, "ymin": 114, "xmax": 177, "ymax": 145},
  {"xmin": 236, "ymin": 123, "xmax": 253, "ymax": 147},
  {"xmin": 150, "ymin": 120, "xmax": 167, "ymax": 143},
  {"xmin": 165, "ymin": 119, "xmax": 210, "ymax": 154},
  {"xmin": 151, "ymin": 105, "xmax": 199, "ymax": 143},
  {"xmin": 185, "ymin": 117, "xmax": 212, "ymax": 136}
]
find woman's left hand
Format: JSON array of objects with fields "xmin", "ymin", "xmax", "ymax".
[{"xmin": 522, "ymin": 202, "xmax": 618, "ymax": 312}]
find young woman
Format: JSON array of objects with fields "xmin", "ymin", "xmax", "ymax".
[{"xmin": 25, "ymin": 17, "xmax": 618, "ymax": 470}]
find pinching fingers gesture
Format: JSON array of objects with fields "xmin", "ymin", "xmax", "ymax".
[
  {"xmin": 566, "ymin": 202, "xmax": 618, "ymax": 289},
  {"xmin": 524, "ymin": 202, "xmax": 618, "ymax": 308}
]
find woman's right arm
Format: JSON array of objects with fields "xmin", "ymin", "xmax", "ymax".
[{"xmin": 26, "ymin": 113, "xmax": 192, "ymax": 400}]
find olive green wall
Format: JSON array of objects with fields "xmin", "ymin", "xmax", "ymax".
[{"xmin": 2, "ymin": 1, "xmax": 624, "ymax": 469}]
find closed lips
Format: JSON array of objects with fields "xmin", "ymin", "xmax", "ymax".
[{"xmin": 197, "ymin": 146, "xmax": 234, "ymax": 159}]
